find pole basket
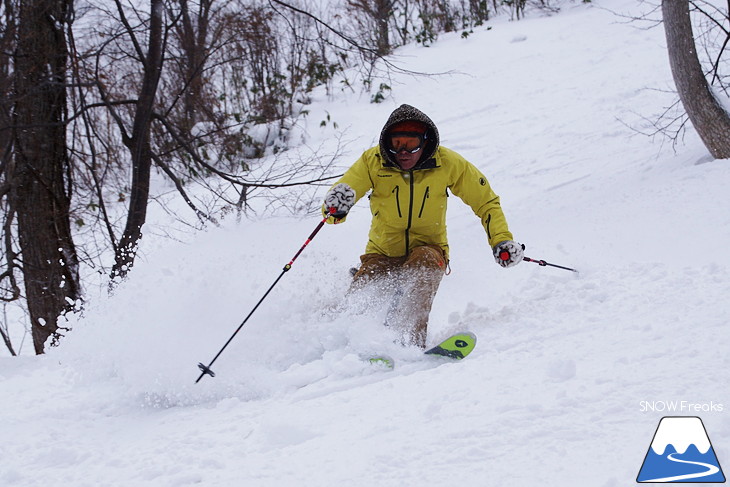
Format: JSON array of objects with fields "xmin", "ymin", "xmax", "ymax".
[{"xmin": 197, "ymin": 362, "xmax": 215, "ymax": 378}]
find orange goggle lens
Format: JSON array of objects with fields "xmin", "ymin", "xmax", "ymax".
[{"xmin": 388, "ymin": 133, "xmax": 425, "ymax": 154}]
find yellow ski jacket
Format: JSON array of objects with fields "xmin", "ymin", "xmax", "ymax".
[{"xmin": 325, "ymin": 104, "xmax": 514, "ymax": 260}]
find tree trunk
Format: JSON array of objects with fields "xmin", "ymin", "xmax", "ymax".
[
  {"xmin": 178, "ymin": 0, "xmax": 213, "ymax": 131},
  {"xmin": 347, "ymin": 0, "xmax": 393, "ymax": 56},
  {"xmin": 470, "ymin": 0, "xmax": 489, "ymax": 23},
  {"xmin": 374, "ymin": 0, "xmax": 392, "ymax": 56},
  {"xmin": 13, "ymin": 0, "xmax": 81, "ymax": 353},
  {"xmin": 110, "ymin": 0, "xmax": 165, "ymax": 282},
  {"xmin": 663, "ymin": 0, "xmax": 730, "ymax": 159}
]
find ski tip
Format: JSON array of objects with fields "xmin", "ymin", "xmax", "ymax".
[
  {"xmin": 453, "ymin": 331, "xmax": 476, "ymax": 343},
  {"xmin": 424, "ymin": 331, "xmax": 477, "ymax": 360},
  {"xmin": 367, "ymin": 355, "xmax": 395, "ymax": 370}
]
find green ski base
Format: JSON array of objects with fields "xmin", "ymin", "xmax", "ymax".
[
  {"xmin": 367, "ymin": 332, "xmax": 477, "ymax": 369},
  {"xmin": 424, "ymin": 332, "xmax": 477, "ymax": 359},
  {"xmin": 368, "ymin": 355, "xmax": 395, "ymax": 369}
]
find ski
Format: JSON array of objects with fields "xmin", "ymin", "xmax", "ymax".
[
  {"xmin": 367, "ymin": 355, "xmax": 395, "ymax": 369},
  {"xmin": 366, "ymin": 331, "xmax": 477, "ymax": 369},
  {"xmin": 424, "ymin": 331, "xmax": 477, "ymax": 359}
]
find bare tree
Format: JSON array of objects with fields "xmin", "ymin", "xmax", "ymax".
[
  {"xmin": 0, "ymin": 0, "xmax": 19, "ymax": 355},
  {"xmin": 87, "ymin": 0, "xmax": 349, "ymax": 280},
  {"xmin": 173, "ymin": 0, "xmax": 216, "ymax": 131},
  {"xmin": 107, "ymin": 0, "xmax": 167, "ymax": 281},
  {"xmin": 10, "ymin": 0, "xmax": 81, "ymax": 353},
  {"xmin": 347, "ymin": 0, "xmax": 395, "ymax": 56},
  {"xmin": 663, "ymin": 0, "xmax": 730, "ymax": 158}
]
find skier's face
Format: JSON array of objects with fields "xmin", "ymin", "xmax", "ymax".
[
  {"xmin": 387, "ymin": 132, "xmax": 425, "ymax": 170},
  {"xmin": 395, "ymin": 150, "xmax": 421, "ymax": 170}
]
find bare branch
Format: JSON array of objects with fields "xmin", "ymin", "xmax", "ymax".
[{"xmin": 151, "ymin": 151, "xmax": 219, "ymax": 225}]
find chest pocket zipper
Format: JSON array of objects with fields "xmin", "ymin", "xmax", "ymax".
[
  {"xmin": 418, "ymin": 186, "xmax": 430, "ymax": 218},
  {"xmin": 392, "ymin": 186, "xmax": 402, "ymax": 218}
]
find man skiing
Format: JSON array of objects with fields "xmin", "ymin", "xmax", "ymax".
[{"xmin": 323, "ymin": 104, "xmax": 522, "ymax": 348}]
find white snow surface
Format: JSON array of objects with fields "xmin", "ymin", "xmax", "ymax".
[{"xmin": 3, "ymin": 1, "xmax": 730, "ymax": 486}]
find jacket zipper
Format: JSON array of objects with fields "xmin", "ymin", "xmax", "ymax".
[
  {"xmin": 392, "ymin": 186, "xmax": 402, "ymax": 218},
  {"xmin": 485, "ymin": 214, "xmax": 492, "ymax": 240},
  {"xmin": 418, "ymin": 186, "xmax": 430, "ymax": 218},
  {"xmin": 405, "ymin": 171, "xmax": 415, "ymax": 255}
]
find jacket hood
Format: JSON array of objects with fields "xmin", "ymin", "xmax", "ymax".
[{"xmin": 379, "ymin": 104, "xmax": 440, "ymax": 169}]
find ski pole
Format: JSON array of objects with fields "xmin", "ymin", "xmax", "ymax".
[
  {"xmin": 522, "ymin": 256, "xmax": 578, "ymax": 273},
  {"xmin": 195, "ymin": 208, "xmax": 336, "ymax": 383},
  {"xmin": 498, "ymin": 244, "xmax": 579, "ymax": 273}
]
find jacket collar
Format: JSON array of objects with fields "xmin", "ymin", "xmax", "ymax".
[{"xmin": 380, "ymin": 151, "xmax": 440, "ymax": 171}]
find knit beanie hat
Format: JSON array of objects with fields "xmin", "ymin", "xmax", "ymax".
[{"xmin": 389, "ymin": 120, "xmax": 428, "ymax": 134}]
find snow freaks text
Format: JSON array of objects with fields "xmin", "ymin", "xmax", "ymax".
[{"xmin": 639, "ymin": 401, "xmax": 724, "ymax": 413}]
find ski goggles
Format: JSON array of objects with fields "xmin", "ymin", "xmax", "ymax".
[{"xmin": 387, "ymin": 132, "xmax": 426, "ymax": 154}]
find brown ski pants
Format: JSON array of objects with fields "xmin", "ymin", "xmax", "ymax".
[{"xmin": 351, "ymin": 245, "xmax": 446, "ymax": 348}]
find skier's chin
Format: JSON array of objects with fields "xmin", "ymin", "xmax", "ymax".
[{"xmin": 397, "ymin": 156, "xmax": 419, "ymax": 170}]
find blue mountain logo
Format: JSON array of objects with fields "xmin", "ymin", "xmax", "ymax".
[{"xmin": 637, "ymin": 416, "xmax": 725, "ymax": 483}]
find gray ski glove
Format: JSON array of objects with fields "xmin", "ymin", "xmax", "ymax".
[
  {"xmin": 323, "ymin": 183, "xmax": 356, "ymax": 220},
  {"xmin": 493, "ymin": 240, "xmax": 524, "ymax": 268}
]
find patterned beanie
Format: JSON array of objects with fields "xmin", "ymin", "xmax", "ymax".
[{"xmin": 389, "ymin": 121, "xmax": 428, "ymax": 134}]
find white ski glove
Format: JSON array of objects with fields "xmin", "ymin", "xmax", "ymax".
[
  {"xmin": 323, "ymin": 183, "xmax": 356, "ymax": 220},
  {"xmin": 493, "ymin": 240, "xmax": 524, "ymax": 268}
]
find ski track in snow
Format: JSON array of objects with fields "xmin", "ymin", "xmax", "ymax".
[
  {"xmin": 643, "ymin": 453, "xmax": 721, "ymax": 483},
  {"xmin": 2, "ymin": 1, "xmax": 730, "ymax": 486}
]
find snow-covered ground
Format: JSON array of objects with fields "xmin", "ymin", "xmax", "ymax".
[{"xmin": 3, "ymin": 1, "xmax": 730, "ymax": 485}]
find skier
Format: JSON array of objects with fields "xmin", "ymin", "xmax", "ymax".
[{"xmin": 323, "ymin": 104, "xmax": 522, "ymax": 348}]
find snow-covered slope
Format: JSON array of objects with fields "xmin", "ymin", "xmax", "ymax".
[{"xmin": 2, "ymin": 1, "xmax": 730, "ymax": 486}]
